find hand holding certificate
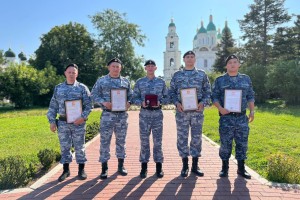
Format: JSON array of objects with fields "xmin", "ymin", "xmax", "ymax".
[
  {"xmin": 180, "ymin": 88, "xmax": 198, "ymax": 111},
  {"xmin": 224, "ymin": 89, "xmax": 242, "ymax": 112},
  {"xmin": 145, "ymin": 94, "xmax": 158, "ymax": 107},
  {"xmin": 111, "ymin": 89, "xmax": 127, "ymax": 111},
  {"xmin": 65, "ymin": 100, "xmax": 82, "ymax": 123}
]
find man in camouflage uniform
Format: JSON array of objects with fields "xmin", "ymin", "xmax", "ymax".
[
  {"xmin": 132, "ymin": 59, "xmax": 169, "ymax": 178},
  {"xmin": 169, "ymin": 51, "xmax": 211, "ymax": 177},
  {"xmin": 211, "ymin": 54, "xmax": 255, "ymax": 179},
  {"xmin": 47, "ymin": 63, "xmax": 92, "ymax": 182},
  {"xmin": 91, "ymin": 58, "xmax": 132, "ymax": 179}
]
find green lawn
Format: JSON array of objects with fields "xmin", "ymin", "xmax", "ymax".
[
  {"xmin": 203, "ymin": 103, "xmax": 300, "ymax": 177},
  {"xmin": 0, "ymin": 108, "xmax": 101, "ymax": 165}
]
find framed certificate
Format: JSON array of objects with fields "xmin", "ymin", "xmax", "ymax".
[
  {"xmin": 145, "ymin": 94, "xmax": 158, "ymax": 107},
  {"xmin": 111, "ymin": 89, "xmax": 127, "ymax": 111},
  {"xmin": 224, "ymin": 89, "xmax": 242, "ymax": 112},
  {"xmin": 180, "ymin": 88, "xmax": 198, "ymax": 111},
  {"xmin": 65, "ymin": 100, "xmax": 82, "ymax": 123}
]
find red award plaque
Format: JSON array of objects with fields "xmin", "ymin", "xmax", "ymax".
[{"xmin": 145, "ymin": 94, "xmax": 158, "ymax": 107}]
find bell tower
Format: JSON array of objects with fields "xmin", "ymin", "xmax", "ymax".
[{"xmin": 163, "ymin": 18, "xmax": 181, "ymax": 82}]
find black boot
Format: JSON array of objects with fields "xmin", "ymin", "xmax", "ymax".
[
  {"xmin": 219, "ymin": 160, "xmax": 229, "ymax": 177},
  {"xmin": 181, "ymin": 157, "xmax": 189, "ymax": 177},
  {"xmin": 118, "ymin": 158, "xmax": 128, "ymax": 176},
  {"xmin": 140, "ymin": 162, "xmax": 148, "ymax": 178},
  {"xmin": 100, "ymin": 162, "xmax": 108, "ymax": 179},
  {"xmin": 237, "ymin": 160, "xmax": 251, "ymax": 179},
  {"xmin": 58, "ymin": 163, "xmax": 70, "ymax": 182},
  {"xmin": 156, "ymin": 162, "xmax": 164, "ymax": 178},
  {"xmin": 191, "ymin": 157, "xmax": 204, "ymax": 176},
  {"xmin": 78, "ymin": 163, "xmax": 87, "ymax": 180}
]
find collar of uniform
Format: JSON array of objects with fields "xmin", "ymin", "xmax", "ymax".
[
  {"xmin": 225, "ymin": 72, "xmax": 241, "ymax": 78},
  {"xmin": 64, "ymin": 80, "xmax": 78, "ymax": 86}
]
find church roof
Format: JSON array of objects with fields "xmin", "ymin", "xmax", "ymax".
[
  {"xmin": 222, "ymin": 21, "xmax": 231, "ymax": 34},
  {"xmin": 4, "ymin": 48, "xmax": 16, "ymax": 57},
  {"xmin": 198, "ymin": 21, "xmax": 207, "ymax": 33},
  {"xmin": 207, "ymin": 15, "xmax": 216, "ymax": 31},
  {"xmin": 169, "ymin": 18, "xmax": 176, "ymax": 27},
  {"xmin": 18, "ymin": 52, "xmax": 27, "ymax": 61}
]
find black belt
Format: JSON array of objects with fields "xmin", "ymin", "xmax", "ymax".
[
  {"xmin": 220, "ymin": 110, "xmax": 246, "ymax": 117},
  {"xmin": 58, "ymin": 115, "xmax": 67, "ymax": 121},
  {"xmin": 103, "ymin": 109, "xmax": 125, "ymax": 113},
  {"xmin": 141, "ymin": 106, "xmax": 162, "ymax": 111}
]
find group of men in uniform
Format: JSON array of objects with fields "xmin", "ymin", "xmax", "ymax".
[{"xmin": 47, "ymin": 50, "xmax": 255, "ymax": 182}]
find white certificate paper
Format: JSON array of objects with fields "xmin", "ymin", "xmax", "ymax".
[
  {"xmin": 65, "ymin": 100, "xmax": 82, "ymax": 123},
  {"xmin": 111, "ymin": 89, "xmax": 127, "ymax": 111},
  {"xmin": 180, "ymin": 88, "xmax": 198, "ymax": 111},
  {"xmin": 224, "ymin": 89, "xmax": 242, "ymax": 112}
]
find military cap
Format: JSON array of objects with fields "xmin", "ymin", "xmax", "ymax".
[
  {"xmin": 225, "ymin": 54, "xmax": 239, "ymax": 64},
  {"xmin": 144, "ymin": 59, "xmax": 156, "ymax": 66},
  {"xmin": 107, "ymin": 58, "xmax": 122, "ymax": 66},
  {"xmin": 183, "ymin": 50, "xmax": 195, "ymax": 58},
  {"xmin": 65, "ymin": 63, "xmax": 78, "ymax": 71}
]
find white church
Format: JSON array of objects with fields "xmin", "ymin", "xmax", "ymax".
[
  {"xmin": 0, "ymin": 48, "xmax": 27, "ymax": 70},
  {"xmin": 163, "ymin": 15, "xmax": 231, "ymax": 81}
]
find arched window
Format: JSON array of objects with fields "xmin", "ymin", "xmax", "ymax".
[
  {"xmin": 170, "ymin": 58, "xmax": 174, "ymax": 67},
  {"xmin": 170, "ymin": 42, "xmax": 174, "ymax": 48},
  {"xmin": 204, "ymin": 59, "xmax": 208, "ymax": 68}
]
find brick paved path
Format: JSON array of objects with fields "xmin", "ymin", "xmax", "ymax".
[{"xmin": 1, "ymin": 110, "xmax": 299, "ymax": 199}]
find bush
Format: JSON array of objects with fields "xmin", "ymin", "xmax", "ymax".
[
  {"xmin": 0, "ymin": 156, "xmax": 30, "ymax": 189},
  {"xmin": 267, "ymin": 153, "xmax": 300, "ymax": 184},
  {"xmin": 37, "ymin": 148, "xmax": 57, "ymax": 170},
  {"xmin": 85, "ymin": 121, "xmax": 100, "ymax": 142}
]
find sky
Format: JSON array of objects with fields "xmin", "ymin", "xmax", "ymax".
[{"xmin": 0, "ymin": 0, "xmax": 299, "ymax": 76}]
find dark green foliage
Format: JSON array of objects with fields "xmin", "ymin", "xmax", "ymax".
[
  {"xmin": 267, "ymin": 153, "xmax": 300, "ymax": 184},
  {"xmin": 32, "ymin": 22, "xmax": 100, "ymax": 88},
  {"xmin": 266, "ymin": 60, "xmax": 300, "ymax": 104},
  {"xmin": 0, "ymin": 156, "xmax": 30, "ymax": 189},
  {"xmin": 238, "ymin": 0, "xmax": 291, "ymax": 65},
  {"xmin": 37, "ymin": 148, "xmax": 57, "ymax": 170},
  {"xmin": 85, "ymin": 121, "xmax": 100, "ymax": 142},
  {"xmin": 240, "ymin": 64, "xmax": 268, "ymax": 103},
  {"xmin": 0, "ymin": 63, "xmax": 63, "ymax": 108},
  {"xmin": 90, "ymin": 9, "xmax": 146, "ymax": 81},
  {"xmin": 213, "ymin": 23, "xmax": 235, "ymax": 73}
]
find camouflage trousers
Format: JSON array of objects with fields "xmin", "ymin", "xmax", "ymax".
[
  {"xmin": 139, "ymin": 109, "xmax": 164, "ymax": 163},
  {"xmin": 219, "ymin": 114, "xmax": 249, "ymax": 160},
  {"xmin": 57, "ymin": 121, "xmax": 87, "ymax": 164},
  {"xmin": 175, "ymin": 111, "xmax": 204, "ymax": 158},
  {"xmin": 99, "ymin": 111, "xmax": 128, "ymax": 163}
]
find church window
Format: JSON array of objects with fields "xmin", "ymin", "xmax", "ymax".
[
  {"xmin": 170, "ymin": 58, "xmax": 174, "ymax": 66},
  {"xmin": 204, "ymin": 59, "xmax": 207, "ymax": 68},
  {"xmin": 211, "ymin": 37, "xmax": 214, "ymax": 45},
  {"xmin": 170, "ymin": 42, "xmax": 174, "ymax": 48}
]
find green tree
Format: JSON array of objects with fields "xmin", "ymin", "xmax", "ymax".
[
  {"xmin": 272, "ymin": 27, "xmax": 296, "ymax": 61},
  {"xmin": 32, "ymin": 22, "xmax": 100, "ymax": 87},
  {"xmin": 0, "ymin": 50, "xmax": 4, "ymax": 65},
  {"xmin": 238, "ymin": 0, "xmax": 291, "ymax": 66},
  {"xmin": 90, "ymin": 9, "xmax": 146, "ymax": 80},
  {"xmin": 0, "ymin": 63, "xmax": 63, "ymax": 108},
  {"xmin": 213, "ymin": 21, "xmax": 235, "ymax": 73},
  {"xmin": 266, "ymin": 60, "xmax": 300, "ymax": 104}
]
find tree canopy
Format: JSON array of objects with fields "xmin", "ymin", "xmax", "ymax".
[
  {"xmin": 90, "ymin": 9, "xmax": 146, "ymax": 80},
  {"xmin": 32, "ymin": 22, "xmax": 100, "ymax": 87}
]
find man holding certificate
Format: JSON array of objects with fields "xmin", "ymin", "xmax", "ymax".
[
  {"xmin": 91, "ymin": 58, "xmax": 132, "ymax": 179},
  {"xmin": 211, "ymin": 54, "xmax": 255, "ymax": 179},
  {"xmin": 132, "ymin": 59, "xmax": 169, "ymax": 178},
  {"xmin": 169, "ymin": 51, "xmax": 211, "ymax": 177},
  {"xmin": 47, "ymin": 63, "xmax": 92, "ymax": 182}
]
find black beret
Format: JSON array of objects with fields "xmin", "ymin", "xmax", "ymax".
[
  {"xmin": 183, "ymin": 50, "xmax": 195, "ymax": 58},
  {"xmin": 225, "ymin": 54, "xmax": 239, "ymax": 64},
  {"xmin": 144, "ymin": 59, "xmax": 156, "ymax": 66},
  {"xmin": 65, "ymin": 63, "xmax": 78, "ymax": 71},
  {"xmin": 107, "ymin": 58, "xmax": 122, "ymax": 66}
]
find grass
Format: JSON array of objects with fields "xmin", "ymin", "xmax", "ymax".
[
  {"xmin": 203, "ymin": 101, "xmax": 300, "ymax": 178},
  {"xmin": 0, "ymin": 107, "xmax": 102, "ymax": 165}
]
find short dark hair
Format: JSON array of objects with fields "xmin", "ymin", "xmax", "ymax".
[{"xmin": 65, "ymin": 63, "xmax": 78, "ymax": 71}]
